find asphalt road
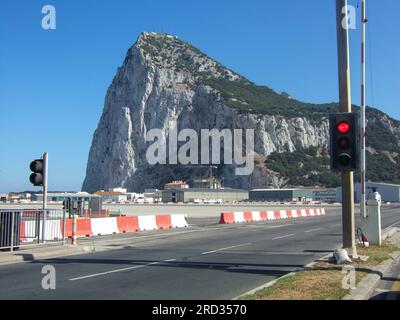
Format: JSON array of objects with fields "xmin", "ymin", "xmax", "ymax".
[{"xmin": 0, "ymin": 205, "xmax": 399, "ymax": 300}]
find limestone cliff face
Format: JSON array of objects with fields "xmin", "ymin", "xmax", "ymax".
[{"xmin": 82, "ymin": 32, "xmax": 399, "ymax": 192}]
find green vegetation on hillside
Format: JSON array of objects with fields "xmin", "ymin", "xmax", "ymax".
[
  {"xmin": 265, "ymin": 146, "xmax": 400, "ymax": 187},
  {"xmin": 265, "ymin": 147, "xmax": 341, "ymax": 188},
  {"xmin": 366, "ymin": 153, "xmax": 400, "ymax": 184},
  {"xmin": 204, "ymin": 77, "xmax": 337, "ymax": 118}
]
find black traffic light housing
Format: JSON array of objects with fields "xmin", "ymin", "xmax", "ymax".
[
  {"xmin": 63, "ymin": 198, "xmax": 72, "ymax": 213},
  {"xmin": 29, "ymin": 159, "xmax": 44, "ymax": 186},
  {"xmin": 329, "ymin": 113, "xmax": 359, "ymax": 171}
]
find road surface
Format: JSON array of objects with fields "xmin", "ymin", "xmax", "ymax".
[{"xmin": 0, "ymin": 205, "xmax": 399, "ymax": 299}]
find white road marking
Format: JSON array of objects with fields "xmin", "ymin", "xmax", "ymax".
[
  {"xmin": 201, "ymin": 243, "xmax": 251, "ymax": 255},
  {"xmin": 329, "ymin": 224, "xmax": 341, "ymax": 228},
  {"xmin": 374, "ymin": 288, "xmax": 389, "ymax": 293},
  {"xmin": 305, "ymin": 228, "xmax": 323, "ymax": 233},
  {"xmin": 383, "ymin": 220, "xmax": 400, "ymax": 231},
  {"xmin": 272, "ymin": 234, "xmax": 295, "ymax": 241},
  {"xmin": 69, "ymin": 258, "xmax": 177, "ymax": 281}
]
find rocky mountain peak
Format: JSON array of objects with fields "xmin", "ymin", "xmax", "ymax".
[
  {"xmin": 82, "ymin": 33, "xmax": 400, "ymax": 193},
  {"xmin": 133, "ymin": 32, "xmax": 241, "ymax": 82}
]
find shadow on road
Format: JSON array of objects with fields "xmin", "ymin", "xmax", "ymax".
[
  {"xmin": 369, "ymin": 291, "xmax": 400, "ymax": 300},
  {"xmin": 31, "ymin": 255, "xmax": 306, "ymax": 276}
]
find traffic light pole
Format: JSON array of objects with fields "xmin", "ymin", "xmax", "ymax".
[
  {"xmin": 42, "ymin": 152, "xmax": 48, "ymax": 243},
  {"xmin": 335, "ymin": 0, "xmax": 358, "ymax": 258},
  {"xmin": 43, "ymin": 152, "xmax": 48, "ymax": 210}
]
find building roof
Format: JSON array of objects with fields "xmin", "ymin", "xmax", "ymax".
[
  {"xmin": 164, "ymin": 188, "xmax": 248, "ymax": 193},
  {"xmin": 165, "ymin": 181, "xmax": 188, "ymax": 186},
  {"xmin": 94, "ymin": 191, "xmax": 127, "ymax": 196},
  {"xmin": 250, "ymin": 189, "xmax": 299, "ymax": 192},
  {"xmin": 338, "ymin": 182, "xmax": 400, "ymax": 188},
  {"xmin": 36, "ymin": 192, "xmax": 98, "ymax": 198}
]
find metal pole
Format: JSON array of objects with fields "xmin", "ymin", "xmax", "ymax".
[
  {"xmin": 336, "ymin": 0, "xmax": 358, "ymax": 258},
  {"xmin": 62, "ymin": 209, "xmax": 66, "ymax": 246},
  {"xmin": 72, "ymin": 215, "xmax": 77, "ymax": 245},
  {"xmin": 43, "ymin": 152, "xmax": 48, "ymax": 210},
  {"xmin": 42, "ymin": 152, "xmax": 48, "ymax": 243},
  {"xmin": 10, "ymin": 211, "xmax": 15, "ymax": 252},
  {"xmin": 360, "ymin": 0, "xmax": 367, "ymax": 219}
]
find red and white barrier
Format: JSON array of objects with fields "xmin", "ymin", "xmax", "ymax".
[
  {"xmin": 91, "ymin": 217, "xmax": 119, "ymax": 236},
  {"xmin": 65, "ymin": 214, "xmax": 188, "ymax": 239},
  {"xmin": 19, "ymin": 214, "xmax": 188, "ymax": 242},
  {"xmin": 20, "ymin": 219, "xmax": 63, "ymax": 242},
  {"xmin": 219, "ymin": 208, "xmax": 326, "ymax": 224}
]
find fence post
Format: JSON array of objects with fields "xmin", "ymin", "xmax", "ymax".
[
  {"xmin": 10, "ymin": 211, "xmax": 15, "ymax": 252},
  {"xmin": 42, "ymin": 209, "xmax": 46, "ymax": 243},
  {"xmin": 72, "ymin": 215, "xmax": 77, "ymax": 245},
  {"xmin": 62, "ymin": 210, "xmax": 66, "ymax": 246},
  {"xmin": 36, "ymin": 209, "xmax": 41, "ymax": 244}
]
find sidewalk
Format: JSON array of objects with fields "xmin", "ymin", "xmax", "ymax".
[
  {"xmin": 0, "ymin": 243, "xmax": 93, "ymax": 265},
  {"xmin": 369, "ymin": 230, "xmax": 400, "ymax": 300}
]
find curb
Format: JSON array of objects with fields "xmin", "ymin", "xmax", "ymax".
[
  {"xmin": 343, "ymin": 227, "xmax": 400, "ymax": 300},
  {"xmin": 232, "ymin": 226, "xmax": 400, "ymax": 300},
  {"xmin": 342, "ymin": 251, "xmax": 400, "ymax": 300},
  {"xmin": 231, "ymin": 272, "xmax": 296, "ymax": 300},
  {"xmin": 0, "ymin": 245, "xmax": 94, "ymax": 266},
  {"xmin": 382, "ymin": 227, "xmax": 399, "ymax": 241}
]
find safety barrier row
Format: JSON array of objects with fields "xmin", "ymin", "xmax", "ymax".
[
  {"xmin": 19, "ymin": 214, "xmax": 188, "ymax": 241},
  {"xmin": 219, "ymin": 208, "xmax": 326, "ymax": 224},
  {"xmin": 65, "ymin": 214, "xmax": 188, "ymax": 238}
]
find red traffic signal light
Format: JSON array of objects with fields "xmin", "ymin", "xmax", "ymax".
[
  {"xmin": 329, "ymin": 113, "xmax": 359, "ymax": 172},
  {"xmin": 337, "ymin": 121, "xmax": 351, "ymax": 134}
]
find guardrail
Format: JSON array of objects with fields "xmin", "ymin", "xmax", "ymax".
[{"xmin": 0, "ymin": 209, "xmax": 66, "ymax": 251}]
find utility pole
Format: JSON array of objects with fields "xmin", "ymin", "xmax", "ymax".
[
  {"xmin": 335, "ymin": 0, "xmax": 357, "ymax": 258},
  {"xmin": 42, "ymin": 152, "xmax": 48, "ymax": 243},
  {"xmin": 360, "ymin": 0, "xmax": 367, "ymax": 219}
]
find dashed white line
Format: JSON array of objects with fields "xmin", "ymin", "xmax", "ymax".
[
  {"xmin": 271, "ymin": 234, "xmax": 295, "ymax": 241},
  {"xmin": 201, "ymin": 243, "xmax": 251, "ymax": 255},
  {"xmin": 305, "ymin": 228, "xmax": 323, "ymax": 233},
  {"xmin": 69, "ymin": 258, "xmax": 177, "ymax": 281}
]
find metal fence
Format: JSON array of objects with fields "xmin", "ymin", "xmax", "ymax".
[{"xmin": 0, "ymin": 209, "xmax": 66, "ymax": 251}]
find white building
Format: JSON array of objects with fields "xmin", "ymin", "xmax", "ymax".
[
  {"xmin": 94, "ymin": 190, "xmax": 128, "ymax": 203},
  {"xmin": 336, "ymin": 182, "xmax": 400, "ymax": 203}
]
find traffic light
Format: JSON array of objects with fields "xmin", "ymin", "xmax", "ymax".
[
  {"xmin": 63, "ymin": 198, "xmax": 72, "ymax": 213},
  {"xmin": 329, "ymin": 113, "xmax": 359, "ymax": 171},
  {"xmin": 29, "ymin": 159, "xmax": 44, "ymax": 186}
]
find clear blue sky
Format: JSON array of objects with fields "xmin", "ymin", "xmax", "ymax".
[{"xmin": 0, "ymin": 0, "xmax": 399, "ymax": 193}]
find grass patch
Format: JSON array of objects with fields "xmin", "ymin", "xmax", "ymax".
[
  {"xmin": 356, "ymin": 242, "xmax": 400, "ymax": 267},
  {"xmin": 240, "ymin": 270, "xmax": 366, "ymax": 300},
  {"xmin": 241, "ymin": 243, "xmax": 400, "ymax": 300}
]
